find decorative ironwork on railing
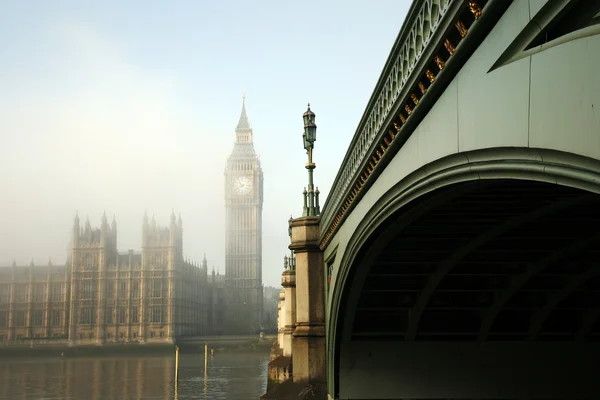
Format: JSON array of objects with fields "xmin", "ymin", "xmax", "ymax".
[{"xmin": 319, "ymin": 0, "xmax": 490, "ymax": 247}]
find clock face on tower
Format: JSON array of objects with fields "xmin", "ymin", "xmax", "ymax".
[{"xmin": 233, "ymin": 176, "xmax": 252, "ymax": 195}]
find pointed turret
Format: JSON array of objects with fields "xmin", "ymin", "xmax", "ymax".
[
  {"xmin": 48, "ymin": 258, "xmax": 52, "ymax": 267},
  {"xmin": 12, "ymin": 259, "xmax": 17, "ymax": 268},
  {"xmin": 234, "ymin": 95, "xmax": 253, "ymax": 144},
  {"xmin": 170, "ymin": 210, "xmax": 177, "ymax": 248},
  {"xmin": 236, "ymin": 94, "xmax": 251, "ymax": 132},
  {"xmin": 29, "ymin": 259, "xmax": 34, "ymax": 280},
  {"xmin": 142, "ymin": 211, "xmax": 149, "ymax": 247},
  {"xmin": 85, "ymin": 216, "xmax": 92, "ymax": 233},
  {"xmin": 101, "ymin": 211, "xmax": 108, "ymax": 244},
  {"xmin": 73, "ymin": 212, "xmax": 81, "ymax": 244},
  {"xmin": 108, "ymin": 214, "xmax": 117, "ymax": 249},
  {"xmin": 178, "ymin": 213, "xmax": 182, "ymax": 228}
]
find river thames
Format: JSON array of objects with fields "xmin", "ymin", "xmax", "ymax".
[{"xmin": 0, "ymin": 350, "xmax": 269, "ymax": 399}]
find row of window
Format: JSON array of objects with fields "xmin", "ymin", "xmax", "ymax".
[
  {"xmin": 80, "ymin": 280, "xmax": 166, "ymax": 300},
  {"xmin": 230, "ymin": 162, "xmax": 256, "ymax": 170},
  {"xmin": 0, "ymin": 305, "xmax": 176, "ymax": 327},
  {"xmin": 0, "ymin": 284, "xmax": 65, "ymax": 303},
  {"xmin": 0, "ymin": 333, "xmax": 64, "ymax": 342},
  {"xmin": 83, "ymin": 254, "xmax": 98, "ymax": 269},
  {"xmin": 83, "ymin": 254, "xmax": 174, "ymax": 270},
  {"xmin": 78, "ymin": 331, "xmax": 165, "ymax": 340},
  {"xmin": 0, "ymin": 279, "xmax": 199, "ymax": 304},
  {"xmin": 0, "ymin": 310, "xmax": 63, "ymax": 328},
  {"xmin": 78, "ymin": 306, "xmax": 164, "ymax": 324},
  {"xmin": 105, "ymin": 307, "xmax": 139, "ymax": 324},
  {"xmin": 105, "ymin": 263, "xmax": 142, "ymax": 270}
]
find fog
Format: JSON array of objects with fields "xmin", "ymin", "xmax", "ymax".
[{"xmin": 0, "ymin": 0, "xmax": 410, "ymax": 286}]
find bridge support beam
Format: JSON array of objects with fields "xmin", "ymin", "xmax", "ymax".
[{"xmin": 290, "ymin": 216, "xmax": 327, "ymax": 393}]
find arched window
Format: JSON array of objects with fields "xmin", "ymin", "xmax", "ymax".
[{"xmin": 84, "ymin": 254, "xmax": 92, "ymax": 269}]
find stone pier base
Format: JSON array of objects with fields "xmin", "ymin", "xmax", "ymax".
[{"xmin": 261, "ymin": 379, "xmax": 327, "ymax": 400}]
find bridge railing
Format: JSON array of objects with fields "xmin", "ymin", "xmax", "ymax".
[{"xmin": 319, "ymin": 0, "xmax": 495, "ymax": 247}]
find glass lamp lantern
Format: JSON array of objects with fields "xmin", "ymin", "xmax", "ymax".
[{"xmin": 302, "ymin": 104, "xmax": 317, "ymax": 150}]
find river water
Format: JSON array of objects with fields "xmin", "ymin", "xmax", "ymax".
[{"xmin": 0, "ymin": 351, "xmax": 269, "ymax": 399}]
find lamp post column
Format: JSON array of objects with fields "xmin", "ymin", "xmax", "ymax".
[
  {"xmin": 302, "ymin": 104, "xmax": 319, "ymax": 218},
  {"xmin": 290, "ymin": 104, "xmax": 326, "ymax": 393}
]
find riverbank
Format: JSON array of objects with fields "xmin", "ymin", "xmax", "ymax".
[
  {"xmin": 0, "ymin": 336, "xmax": 274, "ymax": 358},
  {"xmin": 0, "ymin": 343, "xmax": 175, "ymax": 358}
]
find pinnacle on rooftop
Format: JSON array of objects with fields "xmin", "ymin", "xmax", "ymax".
[{"xmin": 236, "ymin": 95, "xmax": 251, "ymax": 131}]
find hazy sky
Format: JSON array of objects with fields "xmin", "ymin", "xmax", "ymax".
[{"xmin": 0, "ymin": 0, "xmax": 410, "ymax": 286}]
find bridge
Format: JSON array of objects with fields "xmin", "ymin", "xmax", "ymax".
[{"xmin": 264, "ymin": 1, "xmax": 600, "ymax": 399}]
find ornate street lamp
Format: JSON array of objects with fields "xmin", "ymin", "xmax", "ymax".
[{"xmin": 302, "ymin": 104, "xmax": 320, "ymax": 216}]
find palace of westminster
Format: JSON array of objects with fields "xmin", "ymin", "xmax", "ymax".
[{"xmin": 0, "ymin": 99, "xmax": 272, "ymax": 345}]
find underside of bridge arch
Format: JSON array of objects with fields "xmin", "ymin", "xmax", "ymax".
[{"xmin": 336, "ymin": 179, "xmax": 600, "ymax": 399}]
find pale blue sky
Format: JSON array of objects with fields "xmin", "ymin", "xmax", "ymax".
[{"xmin": 0, "ymin": 0, "xmax": 411, "ymax": 286}]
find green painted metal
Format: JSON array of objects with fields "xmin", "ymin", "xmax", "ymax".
[{"xmin": 301, "ymin": 104, "xmax": 320, "ymax": 217}]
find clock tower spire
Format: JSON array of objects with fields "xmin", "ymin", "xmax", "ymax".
[
  {"xmin": 235, "ymin": 95, "xmax": 252, "ymax": 144},
  {"xmin": 224, "ymin": 96, "xmax": 264, "ymax": 334}
]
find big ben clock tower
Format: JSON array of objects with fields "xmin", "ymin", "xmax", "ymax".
[{"xmin": 224, "ymin": 96, "xmax": 264, "ymax": 334}]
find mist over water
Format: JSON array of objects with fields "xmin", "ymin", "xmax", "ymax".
[
  {"xmin": 0, "ymin": 1, "xmax": 409, "ymax": 288},
  {"xmin": 0, "ymin": 351, "xmax": 269, "ymax": 399},
  {"xmin": 0, "ymin": 2, "xmax": 414, "ymax": 399}
]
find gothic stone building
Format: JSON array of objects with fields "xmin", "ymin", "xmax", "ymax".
[
  {"xmin": 224, "ymin": 98, "xmax": 264, "ymax": 334},
  {"xmin": 0, "ymin": 261, "xmax": 69, "ymax": 342},
  {"xmin": 0, "ymin": 212, "xmax": 221, "ymax": 345}
]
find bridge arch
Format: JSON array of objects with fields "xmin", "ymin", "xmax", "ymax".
[{"xmin": 329, "ymin": 147, "xmax": 600, "ymax": 399}]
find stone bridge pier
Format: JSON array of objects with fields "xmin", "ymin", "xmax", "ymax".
[{"xmin": 263, "ymin": 216, "xmax": 327, "ymax": 399}]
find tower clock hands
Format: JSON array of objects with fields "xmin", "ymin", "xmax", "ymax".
[{"xmin": 233, "ymin": 176, "xmax": 252, "ymax": 195}]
